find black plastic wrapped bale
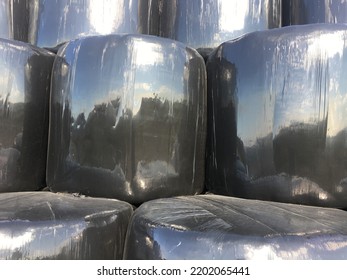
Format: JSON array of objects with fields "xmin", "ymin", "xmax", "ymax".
[
  {"xmin": 206, "ymin": 24, "xmax": 347, "ymax": 208},
  {"xmin": 282, "ymin": 0, "xmax": 347, "ymax": 26},
  {"xmin": 0, "ymin": 0, "xmax": 11, "ymax": 39},
  {"xmin": 0, "ymin": 192, "xmax": 133, "ymax": 260},
  {"xmin": 47, "ymin": 34, "xmax": 207, "ymax": 204},
  {"xmin": 0, "ymin": 38, "xmax": 54, "ymax": 192},
  {"xmin": 27, "ymin": 0, "xmax": 148, "ymax": 49},
  {"xmin": 0, "ymin": 0, "xmax": 28, "ymax": 41},
  {"xmin": 145, "ymin": 0, "xmax": 281, "ymax": 56},
  {"xmin": 124, "ymin": 194, "xmax": 347, "ymax": 260}
]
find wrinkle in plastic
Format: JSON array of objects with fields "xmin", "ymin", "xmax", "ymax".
[
  {"xmin": 0, "ymin": 192, "xmax": 133, "ymax": 260},
  {"xmin": 124, "ymin": 194, "xmax": 347, "ymax": 260}
]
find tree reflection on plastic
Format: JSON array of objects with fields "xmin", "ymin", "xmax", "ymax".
[
  {"xmin": 47, "ymin": 34, "xmax": 207, "ymax": 204},
  {"xmin": 206, "ymin": 24, "xmax": 347, "ymax": 208}
]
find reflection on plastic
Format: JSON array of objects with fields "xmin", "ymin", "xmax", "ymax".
[
  {"xmin": 0, "ymin": 0, "xmax": 11, "ymax": 39},
  {"xmin": 0, "ymin": 192, "xmax": 133, "ymax": 260},
  {"xmin": 0, "ymin": 38, "xmax": 54, "ymax": 192},
  {"xmin": 124, "ymin": 194, "xmax": 347, "ymax": 260},
  {"xmin": 28, "ymin": 0, "xmax": 147, "ymax": 49},
  {"xmin": 0, "ymin": 0, "xmax": 29, "ymax": 42},
  {"xmin": 283, "ymin": 0, "xmax": 347, "ymax": 25},
  {"xmin": 47, "ymin": 34, "xmax": 207, "ymax": 204},
  {"xmin": 206, "ymin": 24, "xmax": 347, "ymax": 208},
  {"xmin": 145, "ymin": 0, "xmax": 281, "ymax": 51}
]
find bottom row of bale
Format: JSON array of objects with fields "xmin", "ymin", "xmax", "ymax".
[{"xmin": 1, "ymin": 191, "xmax": 346, "ymax": 260}]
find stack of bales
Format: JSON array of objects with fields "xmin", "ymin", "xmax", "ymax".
[{"xmin": 0, "ymin": 0, "xmax": 347, "ymax": 260}]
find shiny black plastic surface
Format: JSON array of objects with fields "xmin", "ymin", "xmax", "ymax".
[
  {"xmin": 28, "ymin": 0, "xmax": 147, "ymax": 49},
  {"xmin": 47, "ymin": 34, "xmax": 207, "ymax": 204},
  {"xmin": 124, "ymin": 194, "xmax": 347, "ymax": 259},
  {"xmin": 0, "ymin": 0, "xmax": 29, "ymax": 41},
  {"xmin": 283, "ymin": 0, "xmax": 347, "ymax": 26},
  {"xmin": 0, "ymin": 0, "xmax": 11, "ymax": 39},
  {"xmin": 0, "ymin": 38, "xmax": 54, "ymax": 192},
  {"xmin": 145, "ymin": 0, "xmax": 281, "ymax": 51},
  {"xmin": 0, "ymin": 192, "xmax": 133, "ymax": 259},
  {"xmin": 206, "ymin": 24, "xmax": 347, "ymax": 208}
]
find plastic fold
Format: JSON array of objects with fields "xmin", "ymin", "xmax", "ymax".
[
  {"xmin": 124, "ymin": 194, "xmax": 347, "ymax": 260},
  {"xmin": 0, "ymin": 192, "xmax": 133, "ymax": 260}
]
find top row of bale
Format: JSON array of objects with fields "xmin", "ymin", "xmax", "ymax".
[{"xmin": 1, "ymin": 0, "xmax": 346, "ymax": 51}]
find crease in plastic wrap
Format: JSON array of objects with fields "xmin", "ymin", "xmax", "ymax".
[
  {"xmin": 206, "ymin": 24, "xmax": 347, "ymax": 208},
  {"xmin": 0, "ymin": 192, "xmax": 133, "ymax": 260},
  {"xmin": 47, "ymin": 34, "xmax": 207, "ymax": 204},
  {"xmin": 0, "ymin": 38, "xmax": 54, "ymax": 192},
  {"xmin": 27, "ymin": 0, "xmax": 149, "ymax": 49},
  {"xmin": 282, "ymin": 0, "xmax": 347, "ymax": 26},
  {"xmin": 124, "ymin": 194, "xmax": 347, "ymax": 260},
  {"xmin": 143, "ymin": 0, "xmax": 281, "ymax": 56},
  {"xmin": 0, "ymin": 0, "xmax": 29, "ymax": 42}
]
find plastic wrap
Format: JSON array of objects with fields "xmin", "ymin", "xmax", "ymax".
[
  {"xmin": 0, "ymin": 0, "xmax": 11, "ymax": 39},
  {"xmin": 47, "ymin": 34, "xmax": 207, "ymax": 204},
  {"xmin": 124, "ymin": 194, "xmax": 347, "ymax": 260},
  {"xmin": 0, "ymin": 192, "xmax": 133, "ymax": 259},
  {"xmin": 282, "ymin": 0, "xmax": 347, "ymax": 26},
  {"xmin": 0, "ymin": 38, "xmax": 54, "ymax": 192},
  {"xmin": 0, "ymin": 0, "xmax": 29, "ymax": 42},
  {"xmin": 206, "ymin": 24, "xmax": 347, "ymax": 208},
  {"xmin": 27, "ymin": 0, "xmax": 148, "ymax": 49},
  {"xmin": 145, "ymin": 0, "xmax": 281, "ymax": 53}
]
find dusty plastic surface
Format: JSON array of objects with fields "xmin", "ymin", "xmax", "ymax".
[
  {"xmin": 28, "ymin": 0, "xmax": 147, "ymax": 49},
  {"xmin": 282, "ymin": 0, "xmax": 347, "ymax": 26},
  {"xmin": 47, "ymin": 34, "xmax": 207, "ymax": 204},
  {"xmin": 145, "ymin": 0, "xmax": 281, "ymax": 52},
  {"xmin": 124, "ymin": 194, "xmax": 347, "ymax": 260},
  {"xmin": 0, "ymin": 192, "xmax": 133, "ymax": 260},
  {"xmin": 0, "ymin": 38, "xmax": 54, "ymax": 192},
  {"xmin": 206, "ymin": 24, "xmax": 347, "ymax": 208}
]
